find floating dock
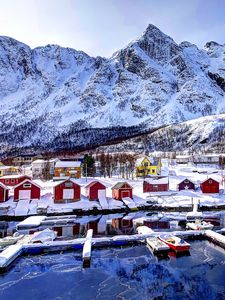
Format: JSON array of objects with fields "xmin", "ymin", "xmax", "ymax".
[
  {"xmin": 82, "ymin": 229, "xmax": 93, "ymax": 267},
  {"xmin": 16, "ymin": 215, "xmax": 79, "ymax": 230},
  {"xmin": 0, "ymin": 228, "xmax": 224, "ymax": 273},
  {"xmin": 205, "ymin": 230, "xmax": 225, "ymax": 248}
]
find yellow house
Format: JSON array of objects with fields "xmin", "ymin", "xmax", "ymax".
[
  {"xmin": 135, "ymin": 156, "xmax": 161, "ymax": 177},
  {"xmin": 0, "ymin": 166, "xmax": 19, "ymax": 177},
  {"xmin": 54, "ymin": 161, "xmax": 81, "ymax": 180}
]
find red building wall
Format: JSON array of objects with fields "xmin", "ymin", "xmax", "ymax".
[
  {"xmin": 87, "ymin": 182, "xmax": 106, "ymax": 201},
  {"xmin": 14, "ymin": 181, "xmax": 41, "ymax": 201},
  {"xmin": 200, "ymin": 179, "xmax": 219, "ymax": 193},
  {"xmin": 0, "ymin": 186, "xmax": 8, "ymax": 202},
  {"xmin": 54, "ymin": 180, "xmax": 81, "ymax": 203},
  {"xmin": 143, "ymin": 181, "xmax": 169, "ymax": 193},
  {"xmin": 0, "ymin": 175, "xmax": 31, "ymax": 186},
  {"xmin": 112, "ymin": 188, "xmax": 133, "ymax": 200}
]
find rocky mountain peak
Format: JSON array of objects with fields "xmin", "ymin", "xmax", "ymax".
[{"xmin": 0, "ymin": 25, "xmax": 224, "ymax": 154}]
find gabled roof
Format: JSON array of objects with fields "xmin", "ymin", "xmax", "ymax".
[
  {"xmin": 55, "ymin": 161, "xmax": 81, "ymax": 168},
  {"xmin": 111, "ymin": 182, "xmax": 133, "ymax": 190},
  {"xmin": 54, "ymin": 178, "xmax": 81, "ymax": 188},
  {"xmin": 144, "ymin": 176, "xmax": 169, "ymax": 185},
  {"xmin": 13, "ymin": 179, "xmax": 42, "ymax": 189},
  {"xmin": 0, "ymin": 174, "xmax": 31, "ymax": 180},
  {"xmin": 135, "ymin": 156, "xmax": 160, "ymax": 167},
  {"xmin": 179, "ymin": 178, "xmax": 195, "ymax": 185},
  {"xmin": 85, "ymin": 180, "xmax": 106, "ymax": 189},
  {"xmin": 0, "ymin": 182, "xmax": 9, "ymax": 190},
  {"xmin": 201, "ymin": 177, "xmax": 219, "ymax": 185}
]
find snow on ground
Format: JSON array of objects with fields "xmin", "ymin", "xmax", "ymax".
[{"xmin": 1, "ymin": 162, "xmax": 225, "ymax": 216}]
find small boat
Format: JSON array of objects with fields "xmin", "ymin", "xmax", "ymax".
[
  {"xmin": 146, "ymin": 237, "xmax": 170, "ymax": 252},
  {"xmin": 159, "ymin": 234, "xmax": 190, "ymax": 252},
  {"xmin": 0, "ymin": 234, "xmax": 24, "ymax": 248},
  {"xmin": 186, "ymin": 220, "xmax": 214, "ymax": 230},
  {"xmin": 29, "ymin": 228, "xmax": 57, "ymax": 244}
]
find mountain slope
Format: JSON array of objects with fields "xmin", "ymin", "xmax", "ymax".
[{"xmin": 0, "ymin": 24, "xmax": 224, "ymax": 154}]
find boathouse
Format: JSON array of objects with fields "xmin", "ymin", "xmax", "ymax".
[
  {"xmin": 14, "ymin": 179, "xmax": 41, "ymax": 201},
  {"xmin": 0, "ymin": 182, "xmax": 9, "ymax": 202},
  {"xmin": 85, "ymin": 181, "xmax": 106, "ymax": 201},
  {"xmin": 0, "ymin": 175, "xmax": 31, "ymax": 186},
  {"xmin": 54, "ymin": 179, "xmax": 81, "ymax": 203},
  {"xmin": 143, "ymin": 176, "xmax": 169, "ymax": 193},
  {"xmin": 178, "ymin": 179, "xmax": 195, "ymax": 191},
  {"xmin": 112, "ymin": 182, "xmax": 133, "ymax": 200},
  {"xmin": 200, "ymin": 178, "xmax": 219, "ymax": 193}
]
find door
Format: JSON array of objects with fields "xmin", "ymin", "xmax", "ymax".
[
  {"xmin": 98, "ymin": 189, "xmax": 106, "ymax": 199},
  {"xmin": 121, "ymin": 191, "xmax": 130, "ymax": 198},
  {"xmin": 19, "ymin": 190, "xmax": 31, "ymax": 200},
  {"xmin": 63, "ymin": 189, "xmax": 74, "ymax": 199}
]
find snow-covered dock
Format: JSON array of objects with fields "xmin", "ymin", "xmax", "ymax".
[
  {"xmin": 205, "ymin": 229, "xmax": 225, "ymax": 248},
  {"xmin": 1, "ymin": 227, "xmax": 225, "ymax": 272},
  {"xmin": 82, "ymin": 229, "xmax": 93, "ymax": 267},
  {"xmin": 16, "ymin": 215, "xmax": 78, "ymax": 230},
  {"xmin": 0, "ymin": 229, "xmax": 204, "ymax": 272}
]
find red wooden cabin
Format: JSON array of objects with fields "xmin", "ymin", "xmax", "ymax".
[
  {"xmin": 0, "ymin": 175, "xmax": 31, "ymax": 186},
  {"xmin": 178, "ymin": 178, "xmax": 195, "ymax": 191},
  {"xmin": 200, "ymin": 178, "xmax": 219, "ymax": 193},
  {"xmin": 54, "ymin": 179, "xmax": 81, "ymax": 203},
  {"xmin": 14, "ymin": 179, "xmax": 41, "ymax": 201},
  {"xmin": 0, "ymin": 182, "xmax": 9, "ymax": 202},
  {"xmin": 143, "ymin": 177, "xmax": 169, "ymax": 193},
  {"xmin": 85, "ymin": 181, "xmax": 106, "ymax": 201},
  {"xmin": 112, "ymin": 182, "xmax": 133, "ymax": 200}
]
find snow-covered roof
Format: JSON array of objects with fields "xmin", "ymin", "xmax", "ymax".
[
  {"xmin": 32, "ymin": 159, "xmax": 46, "ymax": 164},
  {"xmin": 135, "ymin": 156, "xmax": 159, "ymax": 166},
  {"xmin": 111, "ymin": 182, "xmax": 133, "ymax": 190},
  {"xmin": 13, "ymin": 179, "xmax": 42, "ymax": 189},
  {"xmin": 55, "ymin": 161, "xmax": 81, "ymax": 168},
  {"xmin": 0, "ymin": 174, "xmax": 30, "ymax": 179},
  {"xmin": 201, "ymin": 177, "xmax": 219, "ymax": 184},
  {"xmin": 145, "ymin": 177, "xmax": 169, "ymax": 185},
  {"xmin": 85, "ymin": 180, "xmax": 106, "ymax": 189},
  {"xmin": 0, "ymin": 166, "xmax": 15, "ymax": 170},
  {"xmin": 0, "ymin": 182, "xmax": 9, "ymax": 190}
]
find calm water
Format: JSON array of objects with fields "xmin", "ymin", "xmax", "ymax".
[{"xmin": 0, "ymin": 240, "xmax": 225, "ymax": 300}]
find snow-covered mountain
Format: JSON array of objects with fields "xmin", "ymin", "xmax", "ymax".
[
  {"xmin": 0, "ymin": 24, "xmax": 225, "ymax": 154},
  {"xmin": 97, "ymin": 114, "xmax": 225, "ymax": 153}
]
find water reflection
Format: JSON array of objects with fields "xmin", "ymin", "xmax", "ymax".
[{"xmin": 1, "ymin": 211, "xmax": 224, "ymax": 240}]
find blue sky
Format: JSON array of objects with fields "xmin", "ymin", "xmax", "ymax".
[{"xmin": 0, "ymin": 0, "xmax": 224, "ymax": 57}]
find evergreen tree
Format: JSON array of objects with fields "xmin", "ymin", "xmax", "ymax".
[{"xmin": 82, "ymin": 154, "xmax": 96, "ymax": 177}]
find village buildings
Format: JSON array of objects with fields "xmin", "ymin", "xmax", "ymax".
[
  {"xmin": 54, "ymin": 179, "xmax": 81, "ymax": 203},
  {"xmin": 136, "ymin": 156, "xmax": 161, "ymax": 178},
  {"xmin": 112, "ymin": 182, "xmax": 133, "ymax": 200},
  {"xmin": 54, "ymin": 161, "xmax": 81, "ymax": 180}
]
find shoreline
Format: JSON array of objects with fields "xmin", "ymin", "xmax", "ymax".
[{"xmin": 0, "ymin": 204, "xmax": 224, "ymax": 221}]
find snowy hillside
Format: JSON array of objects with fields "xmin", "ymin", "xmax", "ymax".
[
  {"xmin": 97, "ymin": 114, "xmax": 225, "ymax": 153},
  {"xmin": 0, "ymin": 24, "xmax": 225, "ymax": 154}
]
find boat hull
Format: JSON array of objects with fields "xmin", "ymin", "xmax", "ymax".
[{"xmin": 159, "ymin": 238, "xmax": 190, "ymax": 252}]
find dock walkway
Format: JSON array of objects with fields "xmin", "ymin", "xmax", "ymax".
[{"xmin": 0, "ymin": 228, "xmax": 224, "ymax": 272}]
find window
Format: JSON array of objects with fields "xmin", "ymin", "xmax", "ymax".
[
  {"xmin": 184, "ymin": 179, "xmax": 189, "ymax": 183},
  {"xmin": 152, "ymin": 169, "xmax": 155, "ymax": 173},
  {"xmin": 209, "ymin": 180, "xmax": 212, "ymax": 184},
  {"xmin": 144, "ymin": 162, "xmax": 149, "ymax": 167},
  {"xmin": 23, "ymin": 183, "xmax": 31, "ymax": 188},
  {"xmin": 65, "ymin": 182, "xmax": 73, "ymax": 188},
  {"xmin": 11, "ymin": 179, "xmax": 15, "ymax": 183},
  {"xmin": 5, "ymin": 179, "xmax": 9, "ymax": 184}
]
